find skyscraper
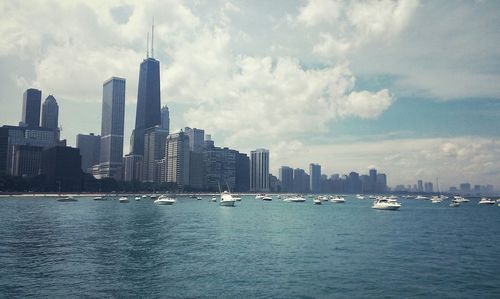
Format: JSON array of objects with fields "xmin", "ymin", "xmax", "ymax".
[
  {"xmin": 309, "ymin": 163, "xmax": 321, "ymax": 193},
  {"xmin": 41, "ymin": 95, "xmax": 59, "ymax": 129},
  {"xmin": 164, "ymin": 131, "xmax": 190, "ymax": 188},
  {"xmin": 369, "ymin": 168, "xmax": 377, "ymax": 193},
  {"xmin": 131, "ymin": 44, "xmax": 161, "ymax": 155},
  {"xmin": 250, "ymin": 149, "xmax": 269, "ymax": 192},
  {"xmin": 76, "ymin": 133, "xmax": 100, "ymax": 173},
  {"xmin": 161, "ymin": 105, "xmax": 170, "ymax": 133},
  {"xmin": 184, "ymin": 127, "xmax": 205, "ymax": 153},
  {"xmin": 123, "ymin": 154, "xmax": 143, "ymax": 182},
  {"xmin": 22, "ymin": 88, "xmax": 41, "ymax": 127},
  {"xmin": 99, "ymin": 77, "xmax": 125, "ymax": 179},
  {"xmin": 142, "ymin": 126, "xmax": 168, "ymax": 182},
  {"xmin": 279, "ymin": 166, "xmax": 294, "ymax": 193}
]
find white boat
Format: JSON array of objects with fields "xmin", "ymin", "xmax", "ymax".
[
  {"xmin": 141, "ymin": 195, "xmax": 148, "ymax": 199},
  {"xmin": 453, "ymin": 196, "xmax": 469, "ymax": 203},
  {"xmin": 415, "ymin": 195, "xmax": 429, "ymax": 200},
  {"xmin": 284, "ymin": 196, "xmax": 306, "ymax": 202},
  {"xmin": 57, "ymin": 196, "xmax": 77, "ymax": 202},
  {"xmin": 119, "ymin": 197, "xmax": 129, "ymax": 203},
  {"xmin": 450, "ymin": 202, "xmax": 460, "ymax": 207},
  {"xmin": 197, "ymin": 196, "xmax": 203, "ymax": 200},
  {"xmin": 478, "ymin": 197, "xmax": 495, "ymax": 205},
  {"xmin": 220, "ymin": 191, "xmax": 236, "ymax": 207},
  {"xmin": 356, "ymin": 194, "xmax": 365, "ymax": 200},
  {"xmin": 93, "ymin": 196, "xmax": 103, "ymax": 201},
  {"xmin": 316, "ymin": 195, "xmax": 328, "ymax": 201},
  {"xmin": 431, "ymin": 196, "xmax": 443, "ymax": 203},
  {"xmin": 211, "ymin": 196, "xmax": 217, "ymax": 202},
  {"xmin": 261, "ymin": 195, "xmax": 272, "ymax": 201},
  {"xmin": 388, "ymin": 195, "xmax": 398, "ymax": 200},
  {"xmin": 134, "ymin": 196, "xmax": 141, "ymax": 201},
  {"xmin": 255, "ymin": 194, "xmax": 265, "ymax": 200},
  {"xmin": 372, "ymin": 198, "xmax": 401, "ymax": 210},
  {"xmin": 150, "ymin": 194, "xmax": 158, "ymax": 199},
  {"xmin": 313, "ymin": 197, "xmax": 322, "ymax": 205},
  {"xmin": 330, "ymin": 196, "xmax": 345, "ymax": 203},
  {"xmin": 496, "ymin": 198, "xmax": 500, "ymax": 203},
  {"xmin": 154, "ymin": 195, "xmax": 176, "ymax": 205}
]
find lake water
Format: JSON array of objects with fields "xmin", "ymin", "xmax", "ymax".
[{"xmin": 1, "ymin": 196, "xmax": 499, "ymax": 298}]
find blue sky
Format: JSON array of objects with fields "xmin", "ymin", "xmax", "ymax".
[{"xmin": 0, "ymin": 0, "xmax": 499, "ymax": 189}]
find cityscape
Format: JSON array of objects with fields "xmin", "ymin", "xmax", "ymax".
[{"xmin": 1, "ymin": 1, "xmax": 500, "ymax": 298}]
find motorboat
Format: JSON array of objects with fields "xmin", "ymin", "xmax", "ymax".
[
  {"xmin": 388, "ymin": 195, "xmax": 398, "ymax": 200},
  {"xmin": 317, "ymin": 195, "xmax": 328, "ymax": 201},
  {"xmin": 284, "ymin": 196, "xmax": 306, "ymax": 202},
  {"xmin": 57, "ymin": 196, "xmax": 77, "ymax": 202},
  {"xmin": 372, "ymin": 198, "xmax": 401, "ymax": 210},
  {"xmin": 154, "ymin": 195, "xmax": 176, "ymax": 205},
  {"xmin": 211, "ymin": 196, "xmax": 217, "ymax": 202},
  {"xmin": 330, "ymin": 196, "xmax": 345, "ymax": 203},
  {"xmin": 150, "ymin": 194, "xmax": 158, "ymax": 200},
  {"xmin": 453, "ymin": 196, "xmax": 469, "ymax": 203},
  {"xmin": 314, "ymin": 197, "xmax": 322, "ymax": 205},
  {"xmin": 450, "ymin": 202, "xmax": 460, "ymax": 207},
  {"xmin": 431, "ymin": 196, "xmax": 443, "ymax": 203},
  {"xmin": 134, "ymin": 196, "xmax": 141, "ymax": 201},
  {"xmin": 261, "ymin": 195, "xmax": 272, "ymax": 201},
  {"xmin": 119, "ymin": 197, "xmax": 129, "ymax": 203},
  {"xmin": 93, "ymin": 196, "xmax": 104, "ymax": 201},
  {"xmin": 415, "ymin": 195, "xmax": 429, "ymax": 200},
  {"xmin": 356, "ymin": 194, "xmax": 365, "ymax": 200},
  {"xmin": 255, "ymin": 194, "xmax": 265, "ymax": 200},
  {"xmin": 141, "ymin": 195, "xmax": 148, "ymax": 199},
  {"xmin": 478, "ymin": 197, "xmax": 495, "ymax": 205},
  {"xmin": 220, "ymin": 191, "xmax": 236, "ymax": 207},
  {"xmin": 197, "ymin": 196, "xmax": 203, "ymax": 200}
]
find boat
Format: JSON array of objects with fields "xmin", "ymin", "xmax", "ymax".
[
  {"xmin": 150, "ymin": 194, "xmax": 158, "ymax": 200},
  {"xmin": 141, "ymin": 195, "xmax": 148, "ymax": 199},
  {"xmin": 415, "ymin": 195, "xmax": 429, "ymax": 200},
  {"xmin": 119, "ymin": 197, "xmax": 129, "ymax": 203},
  {"xmin": 93, "ymin": 196, "xmax": 104, "ymax": 201},
  {"xmin": 220, "ymin": 191, "xmax": 236, "ymax": 207},
  {"xmin": 233, "ymin": 196, "xmax": 242, "ymax": 201},
  {"xmin": 450, "ymin": 202, "xmax": 460, "ymax": 207},
  {"xmin": 134, "ymin": 196, "xmax": 141, "ymax": 201},
  {"xmin": 431, "ymin": 196, "xmax": 443, "ymax": 203},
  {"xmin": 284, "ymin": 195, "xmax": 306, "ymax": 202},
  {"xmin": 255, "ymin": 194, "xmax": 265, "ymax": 200},
  {"xmin": 261, "ymin": 195, "xmax": 272, "ymax": 201},
  {"xmin": 453, "ymin": 196, "xmax": 469, "ymax": 203},
  {"xmin": 478, "ymin": 197, "xmax": 495, "ymax": 205},
  {"xmin": 197, "ymin": 196, "xmax": 203, "ymax": 200},
  {"xmin": 388, "ymin": 195, "xmax": 398, "ymax": 200},
  {"xmin": 317, "ymin": 195, "xmax": 328, "ymax": 201},
  {"xmin": 372, "ymin": 198, "xmax": 401, "ymax": 210},
  {"xmin": 57, "ymin": 196, "xmax": 77, "ymax": 202},
  {"xmin": 154, "ymin": 195, "xmax": 176, "ymax": 205},
  {"xmin": 313, "ymin": 197, "xmax": 322, "ymax": 205},
  {"xmin": 211, "ymin": 196, "xmax": 217, "ymax": 202},
  {"xmin": 356, "ymin": 194, "xmax": 365, "ymax": 200},
  {"xmin": 330, "ymin": 196, "xmax": 345, "ymax": 203},
  {"xmin": 496, "ymin": 198, "xmax": 500, "ymax": 203}
]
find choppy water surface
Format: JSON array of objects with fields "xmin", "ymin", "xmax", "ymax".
[{"xmin": 1, "ymin": 196, "xmax": 500, "ymax": 298}]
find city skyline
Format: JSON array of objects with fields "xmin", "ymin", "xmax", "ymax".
[{"xmin": 0, "ymin": 1, "xmax": 499, "ymax": 189}]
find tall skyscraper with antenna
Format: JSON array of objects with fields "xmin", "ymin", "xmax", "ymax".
[{"xmin": 131, "ymin": 20, "xmax": 161, "ymax": 156}]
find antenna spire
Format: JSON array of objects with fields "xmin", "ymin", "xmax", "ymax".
[
  {"xmin": 151, "ymin": 17, "xmax": 155, "ymax": 58},
  {"xmin": 146, "ymin": 31, "xmax": 149, "ymax": 58}
]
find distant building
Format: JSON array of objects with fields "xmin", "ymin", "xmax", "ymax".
[
  {"xmin": 184, "ymin": 127, "xmax": 205, "ymax": 153},
  {"xmin": 250, "ymin": 149, "xmax": 269, "ymax": 192},
  {"xmin": 164, "ymin": 131, "xmax": 190, "ymax": 188},
  {"xmin": 123, "ymin": 154, "xmax": 143, "ymax": 182},
  {"xmin": 459, "ymin": 183, "xmax": 471, "ymax": 193},
  {"xmin": 417, "ymin": 180, "xmax": 423, "ymax": 192},
  {"xmin": 99, "ymin": 77, "xmax": 125, "ymax": 179},
  {"xmin": 189, "ymin": 151, "xmax": 204, "ymax": 190},
  {"xmin": 0, "ymin": 127, "xmax": 8, "ymax": 175},
  {"xmin": 142, "ymin": 126, "xmax": 168, "ymax": 182},
  {"xmin": 204, "ymin": 134, "xmax": 214, "ymax": 149},
  {"xmin": 424, "ymin": 182, "xmax": 433, "ymax": 193},
  {"xmin": 12, "ymin": 145, "xmax": 43, "ymax": 177},
  {"xmin": 309, "ymin": 163, "xmax": 321, "ymax": 193},
  {"xmin": 279, "ymin": 166, "xmax": 294, "ymax": 193},
  {"xmin": 347, "ymin": 172, "xmax": 362, "ymax": 194},
  {"xmin": 269, "ymin": 174, "xmax": 280, "ymax": 192},
  {"xmin": 131, "ymin": 57, "xmax": 161, "ymax": 155},
  {"xmin": 76, "ymin": 133, "xmax": 100, "ymax": 173},
  {"xmin": 369, "ymin": 168, "xmax": 377, "ymax": 193},
  {"xmin": 235, "ymin": 152, "xmax": 250, "ymax": 192},
  {"xmin": 41, "ymin": 95, "xmax": 59, "ymax": 129},
  {"xmin": 161, "ymin": 105, "xmax": 170, "ymax": 133},
  {"xmin": 293, "ymin": 168, "xmax": 309, "ymax": 193},
  {"xmin": 376, "ymin": 173, "xmax": 387, "ymax": 193},
  {"xmin": 41, "ymin": 146, "xmax": 82, "ymax": 192},
  {"xmin": 21, "ymin": 88, "xmax": 41, "ymax": 127}
]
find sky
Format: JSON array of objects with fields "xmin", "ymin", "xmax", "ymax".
[{"xmin": 0, "ymin": 0, "xmax": 499, "ymax": 189}]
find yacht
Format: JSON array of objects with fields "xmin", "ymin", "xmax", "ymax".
[
  {"xmin": 284, "ymin": 195, "xmax": 306, "ymax": 202},
  {"xmin": 453, "ymin": 196, "xmax": 469, "ymax": 203},
  {"xmin": 372, "ymin": 198, "xmax": 401, "ymax": 210},
  {"xmin": 211, "ymin": 196, "xmax": 217, "ymax": 202},
  {"xmin": 317, "ymin": 195, "xmax": 328, "ymax": 201},
  {"xmin": 220, "ymin": 191, "xmax": 236, "ymax": 207},
  {"xmin": 478, "ymin": 197, "xmax": 495, "ymax": 205},
  {"xmin": 197, "ymin": 196, "xmax": 203, "ymax": 201},
  {"xmin": 119, "ymin": 197, "xmax": 129, "ymax": 203},
  {"xmin": 93, "ymin": 196, "xmax": 104, "ymax": 201},
  {"xmin": 154, "ymin": 195, "xmax": 176, "ymax": 205},
  {"xmin": 255, "ymin": 194, "xmax": 265, "ymax": 200},
  {"xmin": 450, "ymin": 201, "xmax": 460, "ymax": 207},
  {"xmin": 356, "ymin": 194, "xmax": 365, "ymax": 200},
  {"xmin": 134, "ymin": 196, "xmax": 141, "ymax": 201},
  {"xmin": 57, "ymin": 196, "xmax": 77, "ymax": 202},
  {"xmin": 415, "ymin": 195, "xmax": 429, "ymax": 200},
  {"xmin": 313, "ymin": 197, "xmax": 322, "ymax": 205},
  {"xmin": 330, "ymin": 196, "xmax": 345, "ymax": 203},
  {"xmin": 261, "ymin": 195, "xmax": 272, "ymax": 201},
  {"xmin": 431, "ymin": 196, "xmax": 443, "ymax": 203}
]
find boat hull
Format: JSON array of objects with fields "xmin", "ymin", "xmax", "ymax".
[
  {"xmin": 220, "ymin": 200, "xmax": 235, "ymax": 207},
  {"xmin": 372, "ymin": 204, "xmax": 400, "ymax": 210}
]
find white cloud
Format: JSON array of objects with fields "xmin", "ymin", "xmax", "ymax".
[{"xmin": 296, "ymin": 0, "xmax": 342, "ymax": 27}]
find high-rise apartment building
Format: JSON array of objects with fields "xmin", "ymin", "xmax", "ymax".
[
  {"xmin": 279, "ymin": 166, "xmax": 294, "ymax": 193},
  {"xmin": 12, "ymin": 145, "xmax": 43, "ymax": 177},
  {"xmin": 123, "ymin": 154, "xmax": 143, "ymax": 182},
  {"xmin": 76, "ymin": 133, "xmax": 101, "ymax": 173},
  {"xmin": 164, "ymin": 131, "xmax": 190, "ymax": 188},
  {"xmin": 143, "ymin": 126, "xmax": 168, "ymax": 182},
  {"xmin": 22, "ymin": 88, "xmax": 41, "ymax": 127},
  {"xmin": 184, "ymin": 127, "xmax": 205, "ymax": 153},
  {"xmin": 161, "ymin": 105, "xmax": 170, "ymax": 133},
  {"xmin": 250, "ymin": 149, "xmax": 269, "ymax": 192},
  {"xmin": 99, "ymin": 77, "xmax": 125, "ymax": 179},
  {"xmin": 41, "ymin": 95, "xmax": 59, "ymax": 129},
  {"xmin": 309, "ymin": 163, "xmax": 321, "ymax": 193}
]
